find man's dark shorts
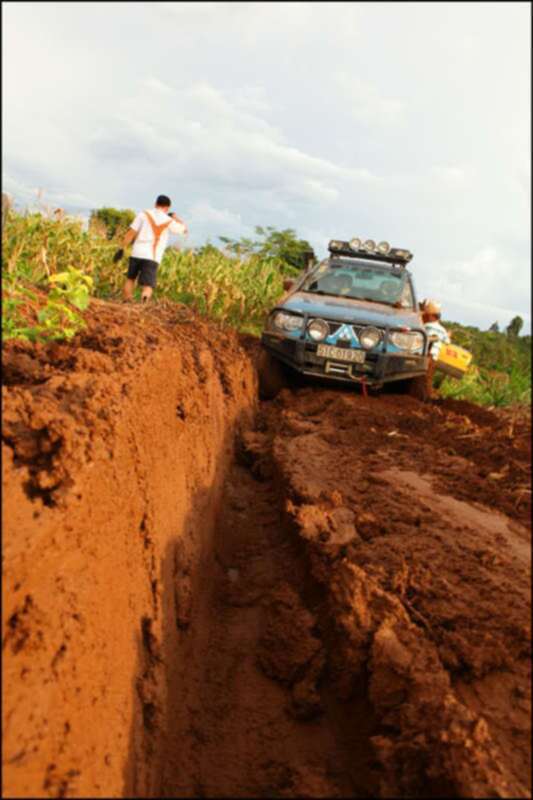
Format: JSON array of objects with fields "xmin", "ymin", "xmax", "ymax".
[{"xmin": 127, "ymin": 257, "xmax": 158, "ymax": 288}]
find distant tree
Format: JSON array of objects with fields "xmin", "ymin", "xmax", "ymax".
[
  {"xmin": 219, "ymin": 226, "xmax": 315, "ymax": 272},
  {"xmin": 506, "ymin": 315, "xmax": 524, "ymax": 339},
  {"xmin": 89, "ymin": 207, "xmax": 135, "ymax": 240},
  {"xmin": 488, "ymin": 322, "xmax": 500, "ymax": 333},
  {"xmin": 195, "ymin": 242, "xmax": 223, "ymax": 258}
]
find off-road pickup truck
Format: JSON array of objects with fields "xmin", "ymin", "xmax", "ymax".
[{"xmin": 260, "ymin": 238, "xmax": 433, "ymax": 400}]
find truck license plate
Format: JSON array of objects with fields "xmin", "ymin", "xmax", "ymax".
[{"xmin": 316, "ymin": 344, "xmax": 365, "ymax": 364}]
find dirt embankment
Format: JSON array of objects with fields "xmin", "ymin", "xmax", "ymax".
[
  {"xmin": 2, "ymin": 302, "xmax": 531, "ymax": 799},
  {"xmin": 2, "ymin": 301, "xmax": 257, "ymax": 798}
]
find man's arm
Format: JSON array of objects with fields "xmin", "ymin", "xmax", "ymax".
[
  {"xmin": 113, "ymin": 215, "xmax": 141, "ymax": 262},
  {"xmin": 168, "ymin": 212, "xmax": 188, "ymax": 236},
  {"xmin": 123, "ymin": 227, "xmax": 138, "ymax": 247}
]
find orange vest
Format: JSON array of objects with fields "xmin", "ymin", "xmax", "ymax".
[{"xmin": 144, "ymin": 210, "xmax": 173, "ymax": 260}]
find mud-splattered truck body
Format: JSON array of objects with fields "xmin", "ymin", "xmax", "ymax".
[{"xmin": 261, "ymin": 239, "xmax": 431, "ymax": 391}]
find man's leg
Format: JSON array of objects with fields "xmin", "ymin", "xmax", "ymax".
[
  {"xmin": 427, "ymin": 357, "xmax": 437, "ymax": 397},
  {"xmin": 123, "ymin": 278, "xmax": 136, "ymax": 301},
  {"xmin": 139, "ymin": 261, "xmax": 157, "ymax": 303},
  {"xmin": 124, "ymin": 258, "xmax": 140, "ymax": 301}
]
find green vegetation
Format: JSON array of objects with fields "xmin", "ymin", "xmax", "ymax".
[
  {"xmin": 2, "ymin": 208, "xmax": 288, "ymax": 340},
  {"xmin": 89, "ymin": 207, "xmax": 135, "ymax": 240},
  {"xmin": 437, "ymin": 319, "xmax": 531, "ymax": 406},
  {"xmin": 2, "ymin": 207, "xmax": 529, "ymax": 407},
  {"xmin": 3, "ymin": 267, "xmax": 93, "ymax": 342},
  {"xmin": 219, "ymin": 225, "xmax": 315, "ymax": 271}
]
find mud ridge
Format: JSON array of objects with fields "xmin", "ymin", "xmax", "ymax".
[{"xmin": 2, "ymin": 303, "xmax": 257, "ymax": 798}]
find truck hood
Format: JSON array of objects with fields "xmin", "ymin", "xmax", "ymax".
[{"xmin": 281, "ymin": 291, "xmax": 423, "ymax": 329}]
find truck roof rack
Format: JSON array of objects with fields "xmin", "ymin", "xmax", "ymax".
[{"xmin": 328, "ymin": 240, "xmax": 413, "ymax": 264}]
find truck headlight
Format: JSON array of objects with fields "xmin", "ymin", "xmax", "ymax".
[
  {"xmin": 390, "ymin": 331, "xmax": 425, "ymax": 352},
  {"xmin": 307, "ymin": 318, "xmax": 330, "ymax": 341},
  {"xmin": 273, "ymin": 312, "xmax": 304, "ymax": 332},
  {"xmin": 359, "ymin": 326, "xmax": 382, "ymax": 350},
  {"xmin": 350, "ymin": 237, "xmax": 362, "ymax": 250}
]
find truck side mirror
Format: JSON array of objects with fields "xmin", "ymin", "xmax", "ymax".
[{"xmin": 283, "ymin": 279, "xmax": 295, "ymax": 291}]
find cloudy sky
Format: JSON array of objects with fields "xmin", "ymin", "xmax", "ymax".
[{"xmin": 3, "ymin": 2, "xmax": 531, "ymax": 331}]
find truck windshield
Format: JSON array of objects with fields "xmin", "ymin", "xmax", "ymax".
[{"xmin": 301, "ymin": 258, "xmax": 413, "ymax": 308}]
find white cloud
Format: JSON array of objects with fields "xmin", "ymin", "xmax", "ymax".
[
  {"xmin": 429, "ymin": 165, "xmax": 467, "ymax": 188},
  {"xmin": 141, "ymin": 77, "xmax": 175, "ymax": 96},
  {"xmin": 188, "ymin": 201, "xmax": 244, "ymax": 229},
  {"xmin": 89, "ymin": 79, "xmax": 380, "ymax": 201},
  {"xmin": 336, "ymin": 73, "xmax": 405, "ymax": 125},
  {"xmin": 2, "ymin": 174, "xmax": 98, "ymax": 212},
  {"xmin": 423, "ymin": 245, "xmax": 529, "ymax": 320}
]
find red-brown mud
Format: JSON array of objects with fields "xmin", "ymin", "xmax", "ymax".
[{"xmin": 2, "ymin": 307, "xmax": 531, "ymax": 798}]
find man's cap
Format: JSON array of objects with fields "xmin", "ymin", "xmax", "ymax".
[{"xmin": 422, "ymin": 299, "xmax": 442, "ymax": 315}]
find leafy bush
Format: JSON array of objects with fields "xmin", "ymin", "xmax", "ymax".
[
  {"xmin": 89, "ymin": 207, "xmax": 135, "ymax": 240},
  {"xmin": 3, "ymin": 267, "xmax": 93, "ymax": 342},
  {"xmin": 438, "ymin": 320, "xmax": 531, "ymax": 406},
  {"xmin": 219, "ymin": 225, "xmax": 315, "ymax": 272}
]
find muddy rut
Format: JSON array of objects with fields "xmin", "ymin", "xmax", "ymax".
[
  {"xmin": 160, "ymin": 458, "xmax": 379, "ymax": 798},
  {"xmin": 2, "ymin": 302, "xmax": 531, "ymax": 798}
]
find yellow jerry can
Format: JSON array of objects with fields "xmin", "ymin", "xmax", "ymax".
[{"xmin": 435, "ymin": 342, "xmax": 473, "ymax": 380}]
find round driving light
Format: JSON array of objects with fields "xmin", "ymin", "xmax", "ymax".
[
  {"xmin": 363, "ymin": 239, "xmax": 376, "ymax": 253},
  {"xmin": 350, "ymin": 237, "xmax": 362, "ymax": 250},
  {"xmin": 308, "ymin": 318, "xmax": 330, "ymax": 342},
  {"xmin": 377, "ymin": 241, "xmax": 391, "ymax": 254},
  {"xmin": 390, "ymin": 331, "xmax": 424, "ymax": 352},
  {"xmin": 359, "ymin": 326, "xmax": 381, "ymax": 350}
]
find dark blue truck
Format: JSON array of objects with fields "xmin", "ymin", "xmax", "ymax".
[{"xmin": 259, "ymin": 238, "xmax": 432, "ymax": 400}]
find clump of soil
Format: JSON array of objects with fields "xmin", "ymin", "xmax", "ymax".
[{"xmin": 264, "ymin": 385, "xmax": 531, "ymax": 797}]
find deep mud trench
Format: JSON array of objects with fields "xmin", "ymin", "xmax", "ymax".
[
  {"xmin": 158, "ymin": 445, "xmax": 380, "ymax": 798},
  {"xmin": 2, "ymin": 303, "xmax": 531, "ymax": 799}
]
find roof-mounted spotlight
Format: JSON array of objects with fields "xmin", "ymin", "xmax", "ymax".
[{"xmin": 390, "ymin": 248, "xmax": 413, "ymax": 262}]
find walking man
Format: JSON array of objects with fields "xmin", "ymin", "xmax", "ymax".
[{"xmin": 114, "ymin": 195, "xmax": 187, "ymax": 302}]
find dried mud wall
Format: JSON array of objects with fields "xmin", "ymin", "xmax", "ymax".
[{"xmin": 2, "ymin": 310, "xmax": 257, "ymax": 799}]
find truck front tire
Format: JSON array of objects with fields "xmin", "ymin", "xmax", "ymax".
[
  {"xmin": 406, "ymin": 373, "xmax": 431, "ymax": 402},
  {"xmin": 257, "ymin": 349, "xmax": 288, "ymax": 400}
]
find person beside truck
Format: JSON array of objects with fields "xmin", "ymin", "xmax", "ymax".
[
  {"xmin": 113, "ymin": 194, "xmax": 188, "ymax": 303},
  {"xmin": 420, "ymin": 299, "xmax": 451, "ymax": 360},
  {"xmin": 419, "ymin": 298, "xmax": 452, "ymax": 390}
]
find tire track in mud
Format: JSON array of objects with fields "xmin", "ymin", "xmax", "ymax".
[
  {"xmin": 157, "ymin": 383, "xmax": 530, "ymax": 798},
  {"xmin": 159, "ymin": 455, "xmax": 380, "ymax": 798}
]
